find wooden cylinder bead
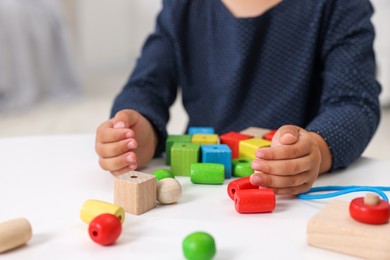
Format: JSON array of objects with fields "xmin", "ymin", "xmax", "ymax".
[
  {"xmin": 232, "ymin": 158, "xmax": 253, "ymax": 177},
  {"xmin": 349, "ymin": 196, "xmax": 390, "ymax": 225},
  {"xmin": 0, "ymin": 218, "xmax": 32, "ymax": 253},
  {"xmin": 190, "ymin": 163, "xmax": 225, "ymax": 185},
  {"xmin": 153, "ymin": 169, "xmax": 175, "ymax": 181},
  {"xmin": 227, "ymin": 176, "xmax": 258, "ymax": 200},
  {"xmin": 157, "ymin": 178, "xmax": 182, "ymax": 204},
  {"xmin": 80, "ymin": 199, "xmax": 125, "ymax": 224},
  {"xmin": 234, "ymin": 189, "xmax": 276, "ymax": 213}
]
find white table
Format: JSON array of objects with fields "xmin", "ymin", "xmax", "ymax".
[{"xmin": 0, "ymin": 135, "xmax": 389, "ymax": 260}]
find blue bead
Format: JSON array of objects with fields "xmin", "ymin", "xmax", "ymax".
[
  {"xmin": 201, "ymin": 144, "xmax": 232, "ymax": 179},
  {"xmin": 188, "ymin": 127, "xmax": 215, "ymax": 135}
]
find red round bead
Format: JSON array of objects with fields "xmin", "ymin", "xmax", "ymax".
[
  {"xmin": 234, "ymin": 189, "xmax": 275, "ymax": 213},
  {"xmin": 88, "ymin": 213, "xmax": 122, "ymax": 245},
  {"xmin": 349, "ymin": 197, "xmax": 390, "ymax": 225},
  {"xmin": 227, "ymin": 177, "xmax": 258, "ymax": 200}
]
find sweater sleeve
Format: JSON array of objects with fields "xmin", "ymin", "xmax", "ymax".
[
  {"xmin": 306, "ymin": 0, "xmax": 381, "ymax": 170},
  {"xmin": 111, "ymin": 1, "xmax": 178, "ymax": 156}
]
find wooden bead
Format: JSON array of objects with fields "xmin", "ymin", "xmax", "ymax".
[
  {"xmin": 190, "ymin": 163, "xmax": 225, "ymax": 185},
  {"xmin": 240, "ymin": 127, "xmax": 271, "ymax": 139},
  {"xmin": 188, "ymin": 127, "xmax": 215, "ymax": 135},
  {"xmin": 227, "ymin": 176, "xmax": 258, "ymax": 200},
  {"xmin": 171, "ymin": 143, "xmax": 200, "ymax": 176},
  {"xmin": 349, "ymin": 194, "xmax": 390, "ymax": 225},
  {"xmin": 183, "ymin": 231, "xmax": 216, "ymax": 260},
  {"xmin": 80, "ymin": 199, "xmax": 125, "ymax": 224},
  {"xmin": 239, "ymin": 138, "xmax": 271, "ymax": 160},
  {"xmin": 165, "ymin": 135, "xmax": 192, "ymax": 165},
  {"xmin": 234, "ymin": 189, "xmax": 276, "ymax": 213},
  {"xmin": 232, "ymin": 158, "xmax": 253, "ymax": 177},
  {"xmin": 0, "ymin": 218, "xmax": 32, "ymax": 253},
  {"xmin": 201, "ymin": 144, "xmax": 232, "ymax": 179},
  {"xmin": 114, "ymin": 171, "xmax": 157, "ymax": 215},
  {"xmin": 191, "ymin": 134, "xmax": 219, "ymax": 145},
  {"xmin": 263, "ymin": 129, "xmax": 277, "ymax": 141},
  {"xmin": 88, "ymin": 214, "xmax": 122, "ymax": 246},
  {"xmin": 157, "ymin": 178, "xmax": 182, "ymax": 204},
  {"xmin": 220, "ymin": 131, "xmax": 253, "ymax": 159}
]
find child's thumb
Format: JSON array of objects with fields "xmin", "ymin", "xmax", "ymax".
[
  {"xmin": 272, "ymin": 125, "xmax": 300, "ymax": 146},
  {"xmin": 112, "ymin": 109, "xmax": 140, "ymax": 129}
]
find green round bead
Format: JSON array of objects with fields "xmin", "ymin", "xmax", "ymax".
[
  {"xmin": 153, "ymin": 169, "xmax": 174, "ymax": 181},
  {"xmin": 183, "ymin": 231, "xmax": 216, "ymax": 260},
  {"xmin": 232, "ymin": 158, "xmax": 253, "ymax": 177}
]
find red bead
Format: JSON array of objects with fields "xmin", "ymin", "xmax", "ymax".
[
  {"xmin": 263, "ymin": 130, "xmax": 277, "ymax": 141},
  {"xmin": 349, "ymin": 197, "xmax": 390, "ymax": 225},
  {"xmin": 88, "ymin": 214, "xmax": 122, "ymax": 245},
  {"xmin": 220, "ymin": 132, "xmax": 253, "ymax": 159},
  {"xmin": 234, "ymin": 189, "xmax": 275, "ymax": 213},
  {"xmin": 227, "ymin": 176, "xmax": 258, "ymax": 200}
]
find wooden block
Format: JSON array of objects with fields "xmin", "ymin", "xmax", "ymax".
[
  {"xmin": 188, "ymin": 126, "xmax": 215, "ymax": 135},
  {"xmin": 191, "ymin": 134, "xmax": 219, "ymax": 145},
  {"xmin": 220, "ymin": 131, "xmax": 253, "ymax": 159},
  {"xmin": 307, "ymin": 200, "xmax": 390, "ymax": 259},
  {"xmin": 0, "ymin": 218, "xmax": 32, "ymax": 253},
  {"xmin": 171, "ymin": 142, "xmax": 200, "ymax": 176},
  {"xmin": 240, "ymin": 127, "xmax": 271, "ymax": 139},
  {"xmin": 114, "ymin": 171, "xmax": 157, "ymax": 215},
  {"xmin": 201, "ymin": 144, "xmax": 232, "ymax": 179},
  {"xmin": 239, "ymin": 138, "xmax": 271, "ymax": 160},
  {"xmin": 165, "ymin": 135, "xmax": 192, "ymax": 165}
]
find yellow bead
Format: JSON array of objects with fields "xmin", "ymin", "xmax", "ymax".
[
  {"xmin": 191, "ymin": 134, "xmax": 219, "ymax": 145},
  {"xmin": 239, "ymin": 138, "xmax": 271, "ymax": 159},
  {"xmin": 80, "ymin": 199, "xmax": 125, "ymax": 224}
]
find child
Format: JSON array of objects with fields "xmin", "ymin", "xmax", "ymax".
[{"xmin": 95, "ymin": 0, "xmax": 381, "ymax": 195}]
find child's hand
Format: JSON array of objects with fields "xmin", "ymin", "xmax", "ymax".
[
  {"xmin": 250, "ymin": 125, "xmax": 331, "ymax": 195},
  {"xmin": 95, "ymin": 109, "xmax": 158, "ymax": 176}
]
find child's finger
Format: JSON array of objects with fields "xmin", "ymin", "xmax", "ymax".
[
  {"xmin": 98, "ymin": 151, "xmax": 137, "ymax": 173},
  {"xmin": 250, "ymin": 170, "xmax": 310, "ymax": 188},
  {"xmin": 110, "ymin": 166, "xmax": 133, "ymax": 176},
  {"xmin": 270, "ymin": 182, "xmax": 313, "ymax": 195},
  {"xmin": 96, "ymin": 138, "xmax": 138, "ymax": 158},
  {"xmin": 96, "ymin": 122, "xmax": 135, "ymax": 143},
  {"xmin": 272, "ymin": 125, "xmax": 300, "ymax": 146},
  {"xmin": 255, "ymin": 140, "xmax": 311, "ymax": 160},
  {"xmin": 251, "ymin": 156, "xmax": 312, "ymax": 176},
  {"xmin": 113, "ymin": 109, "xmax": 141, "ymax": 129}
]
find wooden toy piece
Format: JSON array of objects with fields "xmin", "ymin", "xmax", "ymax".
[
  {"xmin": 183, "ymin": 231, "xmax": 216, "ymax": 260},
  {"xmin": 263, "ymin": 129, "xmax": 277, "ymax": 141},
  {"xmin": 88, "ymin": 214, "xmax": 122, "ymax": 246},
  {"xmin": 239, "ymin": 138, "xmax": 271, "ymax": 160},
  {"xmin": 240, "ymin": 127, "xmax": 271, "ymax": 139},
  {"xmin": 171, "ymin": 142, "xmax": 200, "ymax": 176},
  {"xmin": 220, "ymin": 131, "xmax": 253, "ymax": 159},
  {"xmin": 227, "ymin": 176, "xmax": 258, "ymax": 200},
  {"xmin": 80, "ymin": 199, "xmax": 125, "ymax": 224},
  {"xmin": 188, "ymin": 126, "xmax": 215, "ymax": 135},
  {"xmin": 191, "ymin": 134, "xmax": 219, "ymax": 145},
  {"xmin": 153, "ymin": 169, "xmax": 175, "ymax": 181},
  {"xmin": 307, "ymin": 200, "xmax": 390, "ymax": 259},
  {"xmin": 157, "ymin": 178, "xmax": 182, "ymax": 204},
  {"xmin": 232, "ymin": 158, "xmax": 253, "ymax": 177},
  {"xmin": 190, "ymin": 163, "xmax": 225, "ymax": 185},
  {"xmin": 114, "ymin": 171, "xmax": 157, "ymax": 215},
  {"xmin": 0, "ymin": 218, "xmax": 32, "ymax": 253},
  {"xmin": 234, "ymin": 189, "xmax": 276, "ymax": 213},
  {"xmin": 349, "ymin": 193, "xmax": 390, "ymax": 225},
  {"xmin": 201, "ymin": 144, "xmax": 232, "ymax": 179},
  {"xmin": 165, "ymin": 135, "xmax": 192, "ymax": 165}
]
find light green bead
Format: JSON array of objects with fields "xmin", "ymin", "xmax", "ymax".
[
  {"xmin": 183, "ymin": 231, "xmax": 216, "ymax": 260},
  {"xmin": 165, "ymin": 135, "xmax": 192, "ymax": 165},
  {"xmin": 153, "ymin": 169, "xmax": 174, "ymax": 181},
  {"xmin": 190, "ymin": 163, "xmax": 224, "ymax": 185},
  {"xmin": 171, "ymin": 143, "xmax": 200, "ymax": 176},
  {"xmin": 232, "ymin": 158, "xmax": 253, "ymax": 177}
]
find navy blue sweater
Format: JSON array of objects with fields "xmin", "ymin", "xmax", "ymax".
[{"xmin": 112, "ymin": 0, "xmax": 381, "ymax": 170}]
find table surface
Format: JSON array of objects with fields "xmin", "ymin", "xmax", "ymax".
[{"xmin": 0, "ymin": 134, "xmax": 389, "ymax": 260}]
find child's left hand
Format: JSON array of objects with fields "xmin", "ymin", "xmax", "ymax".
[{"xmin": 250, "ymin": 125, "xmax": 331, "ymax": 195}]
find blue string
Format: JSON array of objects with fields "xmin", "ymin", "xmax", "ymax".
[{"xmin": 298, "ymin": 186, "xmax": 390, "ymax": 201}]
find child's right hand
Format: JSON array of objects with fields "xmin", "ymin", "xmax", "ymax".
[{"xmin": 95, "ymin": 109, "xmax": 158, "ymax": 176}]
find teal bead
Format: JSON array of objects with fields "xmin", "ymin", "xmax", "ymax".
[
  {"xmin": 153, "ymin": 169, "xmax": 174, "ymax": 181},
  {"xmin": 183, "ymin": 231, "xmax": 216, "ymax": 260},
  {"xmin": 190, "ymin": 163, "xmax": 224, "ymax": 185},
  {"xmin": 232, "ymin": 158, "xmax": 253, "ymax": 177}
]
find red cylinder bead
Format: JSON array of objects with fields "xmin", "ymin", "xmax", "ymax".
[
  {"xmin": 88, "ymin": 214, "xmax": 122, "ymax": 245},
  {"xmin": 349, "ymin": 197, "xmax": 390, "ymax": 225},
  {"xmin": 227, "ymin": 177, "xmax": 258, "ymax": 200},
  {"xmin": 234, "ymin": 189, "xmax": 275, "ymax": 213},
  {"xmin": 263, "ymin": 130, "xmax": 277, "ymax": 141}
]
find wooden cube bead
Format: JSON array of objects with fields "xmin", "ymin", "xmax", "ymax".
[
  {"xmin": 220, "ymin": 132, "xmax": 253, "ymax": 159},
  {"xmin": 165, "ymin": 135, "xmax": 192, "ymax": 165},
  {"xmin": 114, "ymin": 171, "xmax": 157, "ymax": 215},
  {"xmin": 157, "ymin": 178, "xmax": 182, "ymax": 204},
  {"xmin": 171, "ymin": 142, "xmax": 200, "ymax": 176},
  {"xmin": 191, "ymin": 134, "xmax": 219, "ymax": 145},
  {"xmin": 201, "ymin": 144, "xmax": 232, "ymax": 179},
  {"xmin": 240, "ymin": 127, "xmax": 271, "ymax": 139},
  {"xmin": 239, "ymin": 138, "xmax": 271, "ymax": 160},
  {"xmin": 188, "ymin": 126, "xmax": 215, "ymax": 135}
]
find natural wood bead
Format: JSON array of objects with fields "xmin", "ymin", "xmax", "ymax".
[
  {"xmin": 0, "ymin": 218, "xmax": 32, "ymax": 253},
  {"xmin": 157, "ymin": 178, "xmax": 182, "ymax": 204},
  {"xmin": 364, "ymin": 193, "xmax": 380, "ymax": 206}
]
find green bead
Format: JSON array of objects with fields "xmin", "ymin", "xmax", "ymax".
[
  {"xmin": 171, "ymin": 143, "xmax": 200, "ymax": 176},
  {"xmin": 232, "ymin": 158, "xmax": 253, "ymax": 177},
  {"xmin": 190, "ymin": 163, "xmax": 224, "ymax": 185},
  {"xmin": 183, "ymin": 232, "xmax": 216, "ymax": 260},
  {"xmin": 153, "ymin": 169, "xmax": 174, "ymax": 181},
  {"xmin": 166, "ymin": 135, "xmax": 192, "ymax": 165}
]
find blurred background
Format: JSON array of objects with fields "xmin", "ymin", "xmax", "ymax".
[{"xmin": 0, "ymin": 0, "xmax": 388, "ymax": 160}]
